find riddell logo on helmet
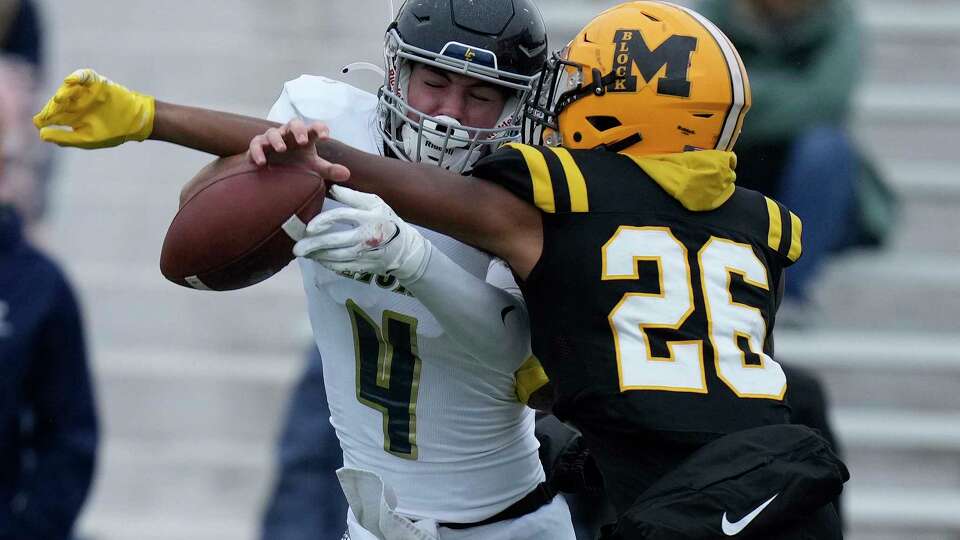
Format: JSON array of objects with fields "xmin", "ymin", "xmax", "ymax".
[{"xmin": 611, "ymin": 30, "xmax": 697, "ymax": 97}]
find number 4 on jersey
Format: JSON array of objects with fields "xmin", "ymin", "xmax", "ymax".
[{"xmin": 346, "ymin": 300, "xmax": 422, "ymax": 459}]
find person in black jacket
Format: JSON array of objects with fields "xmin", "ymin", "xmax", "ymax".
[
  {"xmin": 1, "ymin": 0, "xmax": 43, "ymax": 70},
  {"xmin": 1, "ymin": 82, "xmax": 98, "ymax": 539},
  {"xmin": 0, "ymin": 203, "xmax": 98, "ymax": 540}
]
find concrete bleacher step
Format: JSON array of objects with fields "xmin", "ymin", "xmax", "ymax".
[
  {"xmin": 833, "ymin": 408, "xmax": 960, "ymax": 489},
  {"xmin": 884, "ymin": 161, "xmax": 960, "ymax": 257},
  {"xmin": 812, "ymin": 253, "xmax": 960, "ymax": 332},
  {"xmin": 69, "ymin": 260, "xmax": 310, "ymax": 354},
  {"xmin": 846, "ymin": 488, "xmax": 960, "ymax": 540},
  {"xmin": 93, "ymin": 347, "xmax": 302, "ymax": 442},
  {"xmin": 77, "ymin": 513, "xmax": 256, "ymax": 540},
  {"xmin": 836, "ymin": 408, "xmax": 960, "ymax": 452},
  {"xmin": 885, "ymin": 160, "xmax": 960, "ymax": 202},
  {"xmin": 854, "ymin": 85, "xmax": 960, "ymax": 162},
  {"xmin": 82, "ymin": 439, "xmax": 274, "ymax": 521},
  {"xmin": 860, "ymin": 2, "xmax": 960, "ymax": 87},
  {"xmin": 776, "ymin": 330, "xmax": 960, "ymax": 408}
]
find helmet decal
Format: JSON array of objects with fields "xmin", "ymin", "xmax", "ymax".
[
  {"xmin": 439, "ymin": 42, "xmax": 498, "ymax": 70},
  {"xmin": 610, "ymin": 30, "xmax": 697, "ymax": 97}
]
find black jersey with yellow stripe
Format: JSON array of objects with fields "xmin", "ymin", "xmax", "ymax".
[{"xmin": 471, "ymin": 143, "xmax": 802, "ymax": 505}]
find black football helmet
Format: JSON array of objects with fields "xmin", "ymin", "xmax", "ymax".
[{"xmin": 379, "ymin": 0, "xmax": 548, "ymax": 172}]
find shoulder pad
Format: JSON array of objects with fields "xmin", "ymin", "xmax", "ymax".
[
  {"xmin": 281, "ymin": 75, "xmax": 378, "ymax": 123},
  {"xmin": 269, "ymin": 75, "xmax": 382, "ymax": 155},
  {"xmin": 470, "ymin": 143, "xmax": 589, "ymax": 214}
]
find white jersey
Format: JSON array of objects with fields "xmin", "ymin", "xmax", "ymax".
[{"xmin": 268, "ymin": 76, "xmax": 543, "ymax": 524}]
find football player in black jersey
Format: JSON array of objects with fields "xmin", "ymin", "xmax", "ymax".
[{"xmin": 253, "ymin": 2, "xmax": 848, "ymax": 537}]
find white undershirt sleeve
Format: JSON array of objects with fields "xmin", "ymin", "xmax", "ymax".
[{"xmin": 400, "ymin": 245, "xmax": 531, "ymax": 375}]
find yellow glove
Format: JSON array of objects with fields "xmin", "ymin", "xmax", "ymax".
[{"xmin": 33, "ymin": 68, "xmax": 156, "ymax": 149}]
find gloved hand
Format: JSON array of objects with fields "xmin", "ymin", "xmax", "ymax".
[
  {"xmin": 293, "ymin": 185, "xmax": 432, "ymax": 283},
  {"xmin": 33, "ymin": 68, "xmax": 156, "ymax": 148}
]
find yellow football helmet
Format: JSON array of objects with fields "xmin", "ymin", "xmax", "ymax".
[{"xmin": 522, "ymin": 1, "xmax": 750, "ymax": 156}]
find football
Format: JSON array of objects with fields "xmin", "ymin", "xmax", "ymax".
[{"xmin": 159, "ymin": 153, "xmax": 326, "ymax": 291}]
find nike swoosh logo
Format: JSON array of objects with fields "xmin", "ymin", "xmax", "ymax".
[
  {"xmin": 500, "ymin": 305, "xmax": 516, "ymax": 324},
  {"xmin": 721, "ymin": 493, "xmax": 779, "ymax": 536}
]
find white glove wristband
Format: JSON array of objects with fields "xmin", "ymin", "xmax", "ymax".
[{"xmin": 386, "ymin": 221, "xmax": 433, "ymax": 283}]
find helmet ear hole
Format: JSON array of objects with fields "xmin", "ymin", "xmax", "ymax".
[
  {"xmin": 573, "ymin": 132, "xmax": 583, "ymax": 143},
  {"xmin": 586, "ymin": 116, "xmax": 622, "ymax": 132}
]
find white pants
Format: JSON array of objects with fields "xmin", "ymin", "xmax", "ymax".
[{"xmin": 339, "ymin": 469, "xmax": 576, "ymax": 540}]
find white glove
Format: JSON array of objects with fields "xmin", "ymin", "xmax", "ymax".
[{"xmin": 293, "ymin": 185, "xmax": 432, "ymax": 283}]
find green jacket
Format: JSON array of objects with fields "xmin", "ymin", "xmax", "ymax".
[{"xmin": 696, "ymin": 0, "xmax": 863, "ymax": 147}]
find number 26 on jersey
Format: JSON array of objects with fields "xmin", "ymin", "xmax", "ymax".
[{"xmin": 603, "ymin": 226, "xmax": 786, "ymax": 399}]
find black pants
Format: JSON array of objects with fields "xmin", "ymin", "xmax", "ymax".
[{"xmin": 600, "ymin": 425, "xmax": 848, "ymax": 540}]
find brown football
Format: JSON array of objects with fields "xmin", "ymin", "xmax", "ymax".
[{"xmin": 160, "ymin": 153, "xmax": 326, "ymax": 291}]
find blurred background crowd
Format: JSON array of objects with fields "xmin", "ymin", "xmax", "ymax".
[{"xmin": 1, "ymin": 0, "xmax": 957, "ymax": 539}]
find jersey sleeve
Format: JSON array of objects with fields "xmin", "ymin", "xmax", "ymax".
[
  {"xmin": 469, "ymin": 143, "xmax": 590, "ymax": 214},
  {"xmin": 266, "ymin": 84, "xmax": 299, "ymax": 123},
  {"xmin": 470, "ymin": 144, "xmax": 537, "ymax": 204},
  {"xmin": 762, "ymin": 196, "xmax": 803, "ymax": 267}
]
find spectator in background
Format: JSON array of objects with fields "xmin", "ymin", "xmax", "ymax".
[
  {"xmin": 0, "ymin": 58, "xmax": 99, "ymax": 540},
  {"xmin": 259, "ymin": 346, "xmax": 347, "ymax": 540},
  {"xmin": 1, "ymin": 0, "xmax": 43, "ymax": 70},
  {"xmin": 696, "ymin": 0, "xmax": 875, "ymax": 324},
  {"xmin": 2, "ymin": 0, "xmax": 55, "ymax": 225},
  {"xmin": 694, "ymin": 1, "xmax": 870, "ymax": 527}
]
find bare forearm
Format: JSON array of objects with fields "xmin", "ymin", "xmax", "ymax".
[{"xmin": 151, "ymin": 101, "xmax": 279, "ymax": 157}]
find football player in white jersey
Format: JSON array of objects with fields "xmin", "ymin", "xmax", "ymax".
[{"xmin": 33, "ymin": 1, "xmax": 577, "ymax": 539}]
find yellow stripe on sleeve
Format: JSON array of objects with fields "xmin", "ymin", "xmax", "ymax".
[
  {"xmin": 514, "ymin": 355, "xmax": 550, "ymax": 405},
  {"xmin": 765, "ymin": 197, "xmax": 782, "ymax": 252},
  {"xmin": 547, "ymin": 147, "xmax": 589, "ymax": 212},
  {"xmin": 505, "ymin": 143, "xmax": 555, "ymax": 213},
  {"xmin": 787, "ymin": 211, "xmax": 803, "ymax": 262}
]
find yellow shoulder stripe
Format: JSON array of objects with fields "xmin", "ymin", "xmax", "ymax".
[
  {"xmin": 547, "ymin": 147, "xmax": 589, "ymax": 212},
  {"xmin": 515, "ymin": 355, "xmax": 549, "ymax": 405},
  {"xmin": 765, "ymin": 197, "xmax": 803, "ymax": 262},
  {"xmin": 505, "ymin": 143, "xmax": 555, "ymax": 213},
  {"xmin": 787, "ymin": 211, "xmax": 803, "ymax": 262},
  {"xmin": 765, "ymin": 196, "xmax": 783, "ymax": 252}
]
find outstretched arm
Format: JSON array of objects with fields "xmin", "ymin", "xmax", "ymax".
[
  {"xmin": 151, "ymin": 100, "xmax": 277, "ymax": 156},
  {"xmin": 34, "ymin": 69, "xmax": 277, "ymax": 157}
]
